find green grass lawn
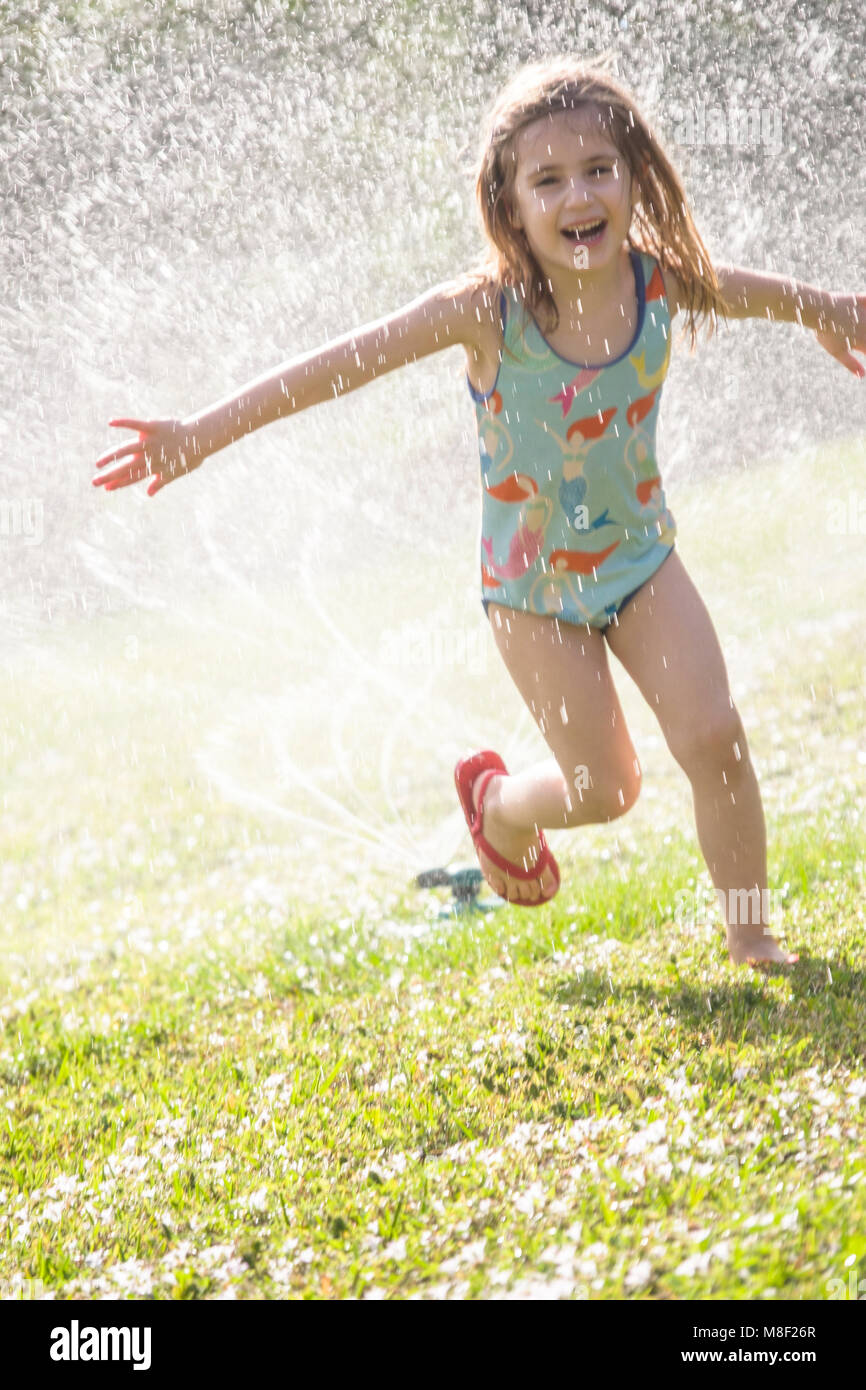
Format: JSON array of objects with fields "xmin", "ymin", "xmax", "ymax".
[{"xmin": 1, "ymin": 438, "xmax": 865, "ymax": 1300}]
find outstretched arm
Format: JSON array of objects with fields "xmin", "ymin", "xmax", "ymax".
[
  {"xmin": 93, "ymin": 276, "xmax": 497, "ymax": 495},
  {"xmin": 715, "ymin": 264, "xmax": 866, "ymax": 377}
]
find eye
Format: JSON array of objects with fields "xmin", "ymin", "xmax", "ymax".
[{"xmin": 535, "ymin": 176, "xmax": 558, "ymax": 187}]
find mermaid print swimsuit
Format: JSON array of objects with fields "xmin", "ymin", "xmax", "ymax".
[{"xmin": 468, "ymin": 249, "xmax": 677, "ymax": 630}]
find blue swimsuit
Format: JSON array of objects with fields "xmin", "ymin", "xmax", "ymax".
[{"xmin": 467, "ymin": 249, "xmax": 676, "ymax": 630}]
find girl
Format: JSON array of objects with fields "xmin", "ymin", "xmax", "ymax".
[{"xmin": 93, "ymin": 57, "xmax": 865, "ymax": 967}]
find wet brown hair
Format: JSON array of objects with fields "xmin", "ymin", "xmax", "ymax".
[{"xmin": 469, "ymin": 55, "xmax": 730, "ymax": 350}]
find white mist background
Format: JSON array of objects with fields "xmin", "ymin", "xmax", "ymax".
[{"xmin": 2, "ymin": 0, "xmax": 863, "ymax": 884}]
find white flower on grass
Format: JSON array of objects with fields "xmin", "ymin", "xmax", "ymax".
[
  {"xmin": 512, "ymin": 1182, "xmax": 546, "ymax": 1218},
  {"xmin": 496, "ymin": 1274, "xmax": 586, "ymax": 1300},
  {"xmin": 811, "ymin": 1086, "xmax": 839, "ymax": 1110},
  {"xmin": 437, "ymin": 1141, "xmax": 477, "ymax": 1165},
  {"xmin": 438, "ymin": 1240, "xmax": 487, "ymax": 1275},
  {"xmin": 504, "ymin": 1122, "xmax": 550, "ymax": 1153},
  {"xmin": 197, "ymin": 1244, "xmax": 234, "ymax": 1272},
  {"xmin": 160, "ymin": 1241, "xmax": 196, "ymax": 1270},
  {"xmin": 418, "ymin": 1280, "xmax": 460, "ymax": 1300},
  {"xmin": 660, "ymin": 1070, "xmax": 698, "ymax": 1103},
  {"xmin": 675, "ymin": 1251, "xmax": 712, "ymax": 1278},
  {"xmin": 742, "ymin": 1212, "xmax": 775, "ymax": 1231},
  {"xmin": 117, "ymin": 1154, "xmax": 148, "ymax": 1176},
  {"xmin": 624, "ymin": 1260, "xmax": 653, "ymax": 1292},
  {"xmin": 382, "ymin": 1237, "xmax": 407, "ymax": 1261},
  {"xmin": 267, "ymin": 1260, "xmax": 293, "ymax": 1286},
  {"xmin": 246, "ymin": 1187, "xmax": 269, "ymax": 1213},
  {"xmin": 625, "ymin": 1119, "xmax": 668, "ymax": 1156},
  {"xmin": 674, "ymin": 1238, "xmax": 731, "ymax": 1278},
  {"xmin": 108, "ymin": 1258, "xmax": 156, "ymax": 1296},
  {"xmin": 40, "ymin": 1201, "xmax": 65, "ymax": 1224},
  {"xmin": 47, "ymin": 1175, "xmax": 84, "ymax": 1199},
  {"xmin": 460, "ymin": 1239, "xmax": 487, "ymax": 1266},
  {"xmin": 539, "ymin": 1243, "xmax": 577, "ymax": 1269},
  {"xmin": 372, "ymin": 1073, "xmax": 406, "ymax": 1094}
]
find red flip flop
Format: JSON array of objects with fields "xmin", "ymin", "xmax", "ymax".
[{"xmin": 454, "ymin": 749, "xmax": 560, "ymax": 906}]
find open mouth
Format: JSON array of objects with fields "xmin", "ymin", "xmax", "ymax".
[{"xmin": 562, "ymin": 219, "xmax": 607, "ymax": 245}]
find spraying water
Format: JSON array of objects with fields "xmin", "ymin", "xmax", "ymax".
[{"xmin": 2, "ymin": 1, "xmax": 864, "ymax": 898}]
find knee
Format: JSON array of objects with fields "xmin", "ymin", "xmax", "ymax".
[
  {"xmin": 667, "ymin": 706, "xmax": 747, "ymax": 777},
  {"xmin": 563, "ymin": 761, "xmax": 641, "ymax": 825}
]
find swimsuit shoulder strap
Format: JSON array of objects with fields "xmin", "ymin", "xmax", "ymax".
[
  {"xmin": 498, "ymin": 284, "xmax": 539, "ymax": 362},
  {"xmin": 634, "ymin": 249, "xmax": 670, "ymax": 326}
]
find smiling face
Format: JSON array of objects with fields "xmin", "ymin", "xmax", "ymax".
[{"xmin": 508, "ymin": 107, "xmax": 637, "ymax": 278}]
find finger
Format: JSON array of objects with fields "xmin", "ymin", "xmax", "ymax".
[
  {"xmin": 106, "ymin": 463, "xmax": 153, "ymax": 491},
  {"xmin": 108, "ymin": 418, "xmax": 155, "ymax": 432},
  {"xmin": 93, "ymin": 459, "xmax": 151, "ymax": 489},
  {"xmin": 93, "ymin": 459, "xmax": 141, "ymax": 487},
  {"xmin": 94, "ymin": 442, "xmax": 145, "ymax": 469},
  {"xmin": 147, "ymin": 474, "xmax": 166, "ymax": 497},
  {"xmin": 98, "ymin": 471, "xmax": 142, "ymax": 492}
]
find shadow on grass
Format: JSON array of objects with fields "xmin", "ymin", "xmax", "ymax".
[{"xmin": 551, "ymin": 954, "xmax": 866, "ymax": 1063}]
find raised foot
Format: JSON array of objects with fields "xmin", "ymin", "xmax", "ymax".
[{"xmin": 473, "ymin": 773, "xmax": 559, "ymax": 905}]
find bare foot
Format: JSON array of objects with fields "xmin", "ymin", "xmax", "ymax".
[
  {"xmin": 727, "ymin": 928, "xmax": 799, "ymax": 970},
  {"xmin": 472, "ymin": 773, "xmax": 559, "ymax": 904}
]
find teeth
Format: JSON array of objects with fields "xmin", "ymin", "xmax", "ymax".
[{"xmin": 561, "ymin": 223, "xmax": 603, "ymax": 243}]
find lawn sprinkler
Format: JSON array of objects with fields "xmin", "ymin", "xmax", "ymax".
[{"xmin": 415, "ymin": 864, "xmax": 502, "ymax": 918}]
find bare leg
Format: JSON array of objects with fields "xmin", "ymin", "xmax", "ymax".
[
  {"xmin": 604, "ymin": 550, "xmax": 797, "ymax": 965},
  {"xmin": 476, "ymin": 603, "xmax": 642, "ymax": 903}
]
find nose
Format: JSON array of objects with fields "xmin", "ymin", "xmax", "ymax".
[{"xmin": 563, "ymin": 176, "xmax": 594, "ymax": 207}]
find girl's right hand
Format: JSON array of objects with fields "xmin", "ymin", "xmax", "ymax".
[{"xmin": 92, "ymin": 418, "xmax": 205, "ymax": 497}]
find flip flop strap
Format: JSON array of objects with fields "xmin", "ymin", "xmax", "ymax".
[
  {"xmin": 470, "ymin": 768, "xmax": 500, "ymax": 837},
  {"xmin": 475, "ymin": 828, "xmax": 556, "ymax": 883},
  {"xmin": 470, "ymin": 769, "xmax": 556, "ymax": 883}
]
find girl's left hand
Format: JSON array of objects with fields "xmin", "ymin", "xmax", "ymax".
[{"xmin": 814, "ymin": 292, "xmax": 866, "ymax": 377}]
